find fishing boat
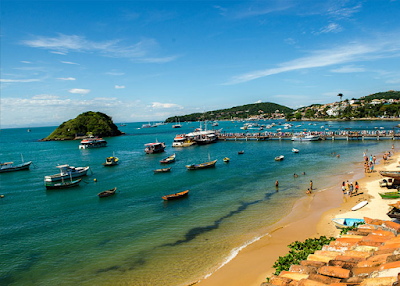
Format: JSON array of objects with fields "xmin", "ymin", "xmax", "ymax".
[
  {"xmin": 292, "ymin": 148, "xmax": 299, "ymax": 153},
  {"xmin": 79, "ymin": 136, "xmax": 107, "ymax": 149},
  {"xmin": 379, "ymin": 170, "xmax": 400, "ymax": 179},
  {"xmin": 379, "ymin": 191, "xmax": 400, "ymax": 199},
  {"xmin": 238, "ymin": 151, "xmax": 244, "ymax": 154},
  {"xmin": 102, "ymin": 155, "xmax": 119, "ymax": 166},
  {"xmin": 154, "ymin": 167, "xmax": 172, "ymax": 173},
  {"xmin": 223, "ymin": 157, "xmax": 230, "ymax": 163},
  {"xmin": 45, "ymin": 178, "xmax": 82, "ymax": 190},
  {"xmin": 98, "ymin": 187, "xmax": 117, "ymax": 198},
  {"xmin": 0, "ymin": 161, "xmax": 32, "ymax": 173},
  {"xmin": 44, "ymin": 165, "xmax": 89, "ymax": 182},
  {"xmin": 141, "ymin": 123, "xmax": 152, "ymax": 128},
  {"xmin": 160, "ymin": 154, "xmax": 176, "ymax": 164},
  {"xmin": 186, "ymin": 159, "xmax": 217, "ymax": 170},
  {"xmin": 331, "ymin": 218, "xmax": 365, "ymax": 229},
  {"xmin": 162, "ymin": 190, "xmax": 189, "ymax": 201},
  {"xmin": 145, "ymin": 142, "xmax": 165, "ymax": 154},
  {"xmin": 275, "ymin": 155, "xmax": 284, "ymax": 161}
]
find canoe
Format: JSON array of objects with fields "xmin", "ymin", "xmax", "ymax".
[
  {"xmin": 186, "ymin": 159, "xmax": 217, "ymax": 170},
  {"xmin": 45, "ymin": 178, "xmax": 82, "ymax": 190},
  {"xmin": 98, "ymin": 187, "xmax": 117, "ymax": 198},
  {"xmin": 332, "ymin": 218, "xmax": 365, "ymax": 229},
  {"xmin": 351, "ymin": 200, "xmax": 368, "ymax": 211},
  {"xmin": 160, "ymin": 153, "xmax": 176, "ymax": 164},
  {"xmin": 223, "ymin": 157, "xmax": 230, "ymax": 163},
  {"xmin": 275, "ymin": 155, "xmax": 284, "ymax": 161},
  {"xmin": 153, "ymin": 167, "xmax": 171, "ymax": 173},
  {"xmin": 379, "ymin": 191, "xmax": 400, "ymax": 199},
  {"xmin": 162, "ymin": 190, "xmax": 189, "ymax": 201}
]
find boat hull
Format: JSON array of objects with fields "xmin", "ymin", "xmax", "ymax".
[
  {"xmin": 186, "ymin": 160, "xmax": 217, "ymax": 170},
  {"xmin": 379, "ymin": 171, "xmax": 400, "ymax": 179},
  {"xmin": 98, "ymin": 187, "xmax": 117, "ymax": 198},
  {"xmin": 379, "ymin": 192, "xmax": 400, "ymax": 199},
  {"xmin": 162, "ymin": 190, "xmax": 189, "ymax": 201},
  {"xmin": 45, "ymin": 179, "xmax": 82, "ymax": 190},
  {"xmin": 154, "ymin": 167, "xmax": 171, "ymax": 173}
]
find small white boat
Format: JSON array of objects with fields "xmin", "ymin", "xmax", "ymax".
[
  {"xmin": 292, "ymin": 148, "xmax": 299, "ymax": 153},
  {"xmin": 44, "ymin": 165, "xmax": 89, "ymax": 182},
  {"xmin": 275, "ymin": 155, "xmax": 284, "ymax": 161}
]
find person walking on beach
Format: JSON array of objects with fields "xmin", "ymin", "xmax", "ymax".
[
  {"xmin": 342, "ymin": 181, "xmax": 346, "ymax": 195},
  {"xmin": 373, "ymin": 155, "xmax": 376, "ymax": 165},
  {"xmin": 310, "ymin": 180, "xmax": 313, "ymax": 190},
  {"xmin": 355, "ymin": 181, "xmax": 359, "ymax": 195}
]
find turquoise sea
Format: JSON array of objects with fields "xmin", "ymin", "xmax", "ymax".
[{"xmin": 1, "ymin": 120, "xmax": 399, "ymax": 286}]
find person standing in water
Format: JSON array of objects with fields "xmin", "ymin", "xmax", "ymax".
[{"xmin": 310, "ymin": 180, "xmax": 313, "ymax": 190}]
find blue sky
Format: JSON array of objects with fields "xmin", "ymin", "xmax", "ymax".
[{"xmin": 1, "ymin": 0, "xmax": 400, "ymax": 127}]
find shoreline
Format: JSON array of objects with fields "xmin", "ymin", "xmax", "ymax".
[{"xmin": 195, "ymin": 145, "xmax": 397, "ymax": 286}]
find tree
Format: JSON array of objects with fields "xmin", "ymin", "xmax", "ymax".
[
  {"xmin": 337, "ymin": 93, "xmax": 343, "ymax": 102},
  {"xmin": 295, "ymin": 112, "xmax": 302, "ymax": 120}
]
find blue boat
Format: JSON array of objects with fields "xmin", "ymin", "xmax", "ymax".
[{"xmin": 331, "ymin": 218, "xmax": 365, "ymax": 229}]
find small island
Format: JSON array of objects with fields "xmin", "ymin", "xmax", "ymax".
[{"xmin": 41, "ymin": 111, "xmax": 123, "ymax": 141}]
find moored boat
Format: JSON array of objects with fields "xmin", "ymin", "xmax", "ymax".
[
  {"xmin": 172, "ymin": 134, "xmax": 196, "ymax": 147},
  {"xmin": 292, "ymin": 148, "xmax": 299, "ymax": 153},
  {"xmin": 331, "ymin": 218, "xmax": 365, "ymax": 229},
  {"xmin": 238, "ymin": 151, "xmax": 244, "ymax": 154},
  {"xmin": 291, "ymin": 134, "xmax": 320, "ymax": 141},
  {"xmin": 44, "ymin": 165, "xmax": 89, "ymax": 182},
  {"xmin": 379, "ymin": 170, "xmax": 400, "ymax": 179},
  {"xmin": 275, "ymin": 155, "xmax": 284, "ymax": 161},
  {"xmin": 145, "ymin": 142, "xmax": 166, "ymax": 154},
  {"xmin": 102, "ymin": 156, "xmax": 119, "ymax": 166},
  {"xmin": 98, "ymin": 187, "xmax": 117, "ymax": 198},
  {"xmin": 186, "ymin": 159, "xmax": 217, "ymax": 170},
  {"xmin": 162, "ymin": 190, "xmax": 189, "ymax": 201},
  {"xmin": 0, "ymin": 161, "xmax": 32, "ymax": 173},
  {"xmin": 223, "ymin": 157, "xmax": 230, "ymax": 163},
  {"xmin": 379, "ymin": 191, "xmax": 400, "ymax": 199},
  {"xmin": 79, "ymin": 137, "xmax": 107, "ymax": 149},
  {"xmin": 160, "ymin": 154, "xmax": 176, "ymax": 164},
  {"xmin": 154, "ymin": 167, "xmax": 172, "ymax": 173},
  {"xmin": 45, "ymin": 178, "xmax": 82, "ymax": 190}
]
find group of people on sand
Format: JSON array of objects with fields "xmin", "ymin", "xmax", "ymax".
[
  {"xmin": 342, "ymin": 180, "xmax": 359, "ymax": 197},
  {"xmin": 363, "ymin": 152, "xmax": 376, "ymax": 173}
]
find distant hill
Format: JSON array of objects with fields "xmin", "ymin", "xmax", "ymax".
[
  {"xmin": 165, "ymin": 102, "xmax": 293, "ymax": 122},
  {"xmin": 43, "ymin": 111, "xmax": 122, "ymax": 140},
  {"xmin": 362, "ymin": 90, "xmax": 400, "ymax": 101}
]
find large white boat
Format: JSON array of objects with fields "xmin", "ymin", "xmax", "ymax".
[
  {"xmin": 79, "ymin": 137, "xmax": 107, "ymax": 149},
  {"xmin": 44, "ymin": 165, "xmax": 89, "ymax": 182},
  {"xmin": 291, "ymin": 134, "xmax": 320, "ymax": 141}
]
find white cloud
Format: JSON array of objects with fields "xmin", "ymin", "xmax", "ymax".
[
  {"xmin": 57, "ymin": 77, "xmax": 76, "ymax": 81},
  {"xmin": 115, "ymin": 85, "xmax": 125, "ymax": 89},
  {"xmin": 0, "ymin": 78, "xmax": 40, "ymax": 83},
  {"xmin": 314, "ymin": 23, "xmax": 342, "ymax": 35},
  {"xmin": 61, "ymin": 61, "xmax": 79, "ymax": 65},
  {"xmin": 225, "ymin": 40, "xmax": 400, "ymax": 84},
  {"xmin": 330, "ymin": 65, "xmax": 366, "ymax": 73},
  {"xmin": 22, "ymin": 34, "xmax": 178, "ymax": 64},
  {"xmin": 50, "ymin": 51, "xmax": 67, "ymax": 55},
  {"xmin": 21, "ymin": 61, "xmax": 31, "ymax": 64},
  {"xmin": 151, "ymin": 102, "xmax": 183, "ymax": 109},
  {"xmin": 328, "ymin": 3, "xmax": 362, "ymax": 19},
  {"xmin": 32, "ymin": 94, "xmax": 60, "ymax": 100},
  {"xmin": 106, "ymin": 72, "xmax": 125, "ymax": 76},
  {"xmin": 69, "ymin": 88, "xmax": 90, "ymax": 95}
]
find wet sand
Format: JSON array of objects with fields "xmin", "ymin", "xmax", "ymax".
[{"xmin": 195, "ymin": 148, "xmax": 398, "ymax": 286}]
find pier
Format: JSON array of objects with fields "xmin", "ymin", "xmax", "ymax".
[{"xmin": 217, "ymin": 130, "xmax": 400, "ymax": 141}]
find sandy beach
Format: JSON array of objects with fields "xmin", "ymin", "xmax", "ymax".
[{"xmin": 196, "ymin": 146, "xmax": 399, "ymax": 286}]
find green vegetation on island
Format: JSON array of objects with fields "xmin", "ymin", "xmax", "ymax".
[
  {"xmin": 165, "ymin": 102, "xmax": 293, "ymax": 122},
  {"xmin": 43, "ymin": 111, "xmax": 122, "ymax": 141}
]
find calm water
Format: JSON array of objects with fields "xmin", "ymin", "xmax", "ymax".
[{"xmin": 1, "ymin": 120, "xmax": 398, "ymax": 286}]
